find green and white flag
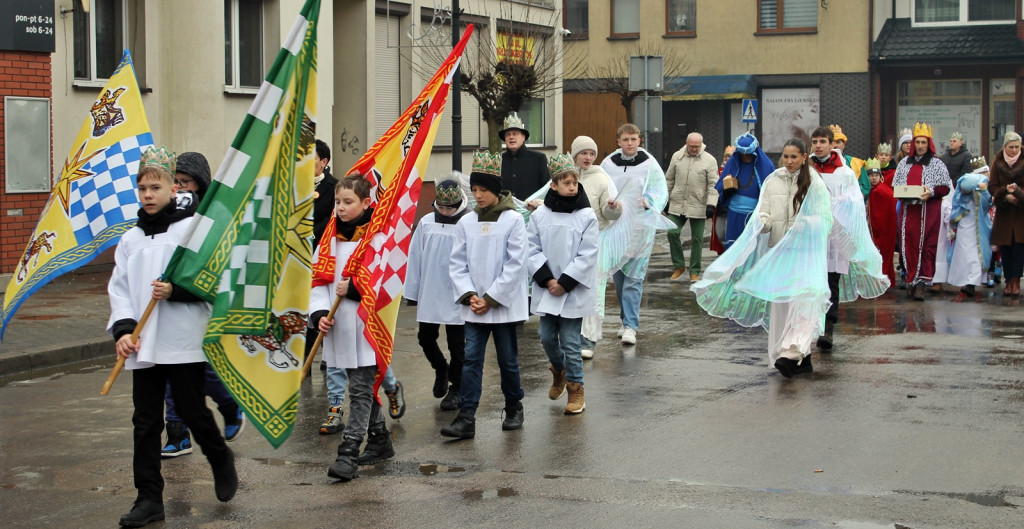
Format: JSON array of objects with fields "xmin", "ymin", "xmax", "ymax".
[{"xmin": 164, "ymin": 0, "xmax": 320, "ymax": 448}]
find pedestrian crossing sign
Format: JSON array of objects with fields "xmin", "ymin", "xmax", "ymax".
[{"xmin": 741, "ymin": 99, "xmax": 758, "ymax": 123}]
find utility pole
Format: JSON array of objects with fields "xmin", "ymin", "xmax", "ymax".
[{"xmin": 451, "ymin": 0, "xmax": 462, "ymax": 171}]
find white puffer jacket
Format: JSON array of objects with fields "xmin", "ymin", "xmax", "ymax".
[{"xmin": 757, "ymin": 167, "xmax": 808, "ymax": 247}]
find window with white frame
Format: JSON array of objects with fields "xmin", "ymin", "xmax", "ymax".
[
  {"xmin": 914, "ymin": 0, "xmax": 1015, "ymax": 24},
  {"xmin": 758, "ymin": 0, "xmax": 818, "ymax": 32},
  {"xmin": 225, "ymin": 0, "xmax": 264, "ymax": 91},
  {"xmin": 73, "ymin": 0, "xmax": 128, "ymax": 81},
  {"xmin": 518, "ymin": 98, "xmax": 545, "ymax": 146}
]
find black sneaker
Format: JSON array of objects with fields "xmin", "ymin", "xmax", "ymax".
[
  {"xmin": 356, "ymin": 430, "xmax": 395, "ymax": 465},
  {"xmin": 328, "ymin": 438, "xmax": 361, "ymax": 481},
  {"xmin": 161, "ymin": 421, "xmax": 192, "ymax": 458},
  {"xmin": 501, "ymin": 401, "xmax": 524, "ymax": 431},
  {"xmin": 439, "ymin": 385, "xmax": 460, "ymax": 411},
  {"xmin": 440, "ymin": 409, "xmax": 476, "ymax": 439},
  {"xmin": 212, "ymin": 448, "xmax": 238, "ymax": 502},
  {"xmin": 385, "ymin": 381, "xmax": 406, "ymax": 419},
  {"xmin": 793, "ymin": 355, "xmax": 813, "ymax": 375},
  {"xmin": 774, "ymin": 357, "xmax": 797, "ymax": 378},
  {"xmin": 119, "ymin": 498, "xmax": 164, "ymax": 528}
]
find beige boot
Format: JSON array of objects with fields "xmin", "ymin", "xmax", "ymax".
[
  {"xmin": 564, "ymin": 382, "xmax": 585, "ymax": 414},
  {"xmin": 548, "ymin": 365, "xmax": 566, "ymax": 400}
]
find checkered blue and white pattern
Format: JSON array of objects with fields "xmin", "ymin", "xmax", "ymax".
[{"xmin": 68, "ymin": 133, "xmax": 153, "ymax": 244}]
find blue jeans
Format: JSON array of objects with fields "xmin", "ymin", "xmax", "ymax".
[
  {"xmin": 326, "ymin": 365, "xmax": 398, "ymax": 407},
  {"xmin": 164, "ymin": 364, "xmax": 236, "ymax": 424},
  {"xmin": 580, "ymin": 336, "xmax": 596, "ymax": 350},
  {"xmin": 613, "ymin": 269, "xmax": 643, "ymax": 330},
  {"xmin": 539, "ymin": 315, "xmax": 584, "ymax": 384},
  {"xmin": 459, "ymin": 322, "xmax": 524, "ymax": 412}
]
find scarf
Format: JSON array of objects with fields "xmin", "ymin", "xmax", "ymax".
[
  {"xmin": 1004, "ymin": 150, "xmax": 1020, "ymax": 168},
  {"xmin": 475, "ymin": 190, "xmax": 517, "ymax": 222},
  {"xmin": 136, "ymin": 192, "xmax": 196, "ymax": 236},
  {"xmin": 311, "ymin": 207, "xmax": 374, "ymax": 287},
  {"xmin": 544, "ymin": 182, "xmax": 591, "ymax": 213}
]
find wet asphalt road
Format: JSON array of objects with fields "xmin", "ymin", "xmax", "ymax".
[{"xmin": 2, "ymin": 269, "xmax": 1024, "ymax": 528}]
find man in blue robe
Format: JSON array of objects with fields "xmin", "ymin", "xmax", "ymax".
[{"xmin": 714, "ymin": 133, "xmax": 775, "ymax": 250}]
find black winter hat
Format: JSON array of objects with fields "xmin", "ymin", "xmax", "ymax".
[{"xmin": 175, "ymin": 152, "xmax": 212, "ymax": 196}]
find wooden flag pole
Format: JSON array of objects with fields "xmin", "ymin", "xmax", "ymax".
[
  {"xmin": 100, "ymin": 298, "xmax": 158, "ymax": 395},
  {"xmin": 300, "ymin": 296, "xmax": 342, "ymax": 379}
]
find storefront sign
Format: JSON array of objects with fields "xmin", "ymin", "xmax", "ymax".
[
  {"xmin": 0, "ymin": 0, "xmax": 55, "ymax": 53},
  {"xmin": 761, "ymin": 87, "xmax": 819, "ymax": 152},
  {"xmin": 898, "ymin": 104, "xmax": 981, "ymax": 155}
]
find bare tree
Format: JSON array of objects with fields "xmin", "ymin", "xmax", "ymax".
[
  {"xmin": 572, "ymin": 42, "xmax": 693, "ymax": 123},
  {"xmin": 413, "ymin": 1, "xmax": 586, "ymax": 152}
]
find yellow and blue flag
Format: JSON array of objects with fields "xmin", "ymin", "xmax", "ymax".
[{"xmin": 1, "ymin": 51, "xmax": 152, "ymax": 338}]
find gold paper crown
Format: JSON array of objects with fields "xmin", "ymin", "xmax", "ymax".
[
  {"xmin": 865, "ymin": 157, "xmax": 881, "ymax": 172},
  {"xmin": 970, "ymin": 156, "xmax": 987, "ymax": 170},
  {"xmin": 913, "ymin": 122, "xmax": 933, "ymax": 139},
  {"xmin": 140, "ymin": 146, "xmax": 176, "ymax": 173},
  {"xmin": 471, "ymin": 151, "xmax": 502, "ymax": 177},
  {"xmin": 951, "ymin": 131, "xmax": 964, "ymax": 141},
  {"xmin": 876, "ymin": 142, "xmax": 892, "ymax": 155},
  {"xmin": 548, "ymin": 152, "xmax": 576, "ymax": 178},
  {"xmin": 828, "ymin": 124, "xmax": 847, "ymax": 141}
]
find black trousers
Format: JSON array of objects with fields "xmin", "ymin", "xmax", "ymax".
[
  {"xmin": 417, "ymin": 322, "xmax": 465, "ymax": 389},
  {"xmin": 826, "ymin": 272, "xmax": 841, "ymax": 324},
  {"xmin": 1001, "ymin": 242, "xmax": 1024, "ymax": 279},
  {"xmin": 132, "ymin": 362, "xmax": 230, "ymax": 502}
]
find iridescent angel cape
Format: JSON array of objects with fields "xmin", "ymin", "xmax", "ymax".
[
  {"xmin": 690, "ymin": 172, "xmax": 833, "ymax": 333},
  {"xmin": 825, "ymin": 163, "xmax": 892, "ymax": 301}
]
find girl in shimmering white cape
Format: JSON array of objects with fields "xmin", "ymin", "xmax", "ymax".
[{"xmin": 691, "ymin": 139, "xmax": 833, "ymax": 378}]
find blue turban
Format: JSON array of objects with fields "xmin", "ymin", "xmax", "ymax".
[{"xmin": 733, "ymin": 133, "xmax": 759, "ymax": 155}]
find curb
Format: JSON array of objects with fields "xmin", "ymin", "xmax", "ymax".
[{"xmin": 0, "ymin": 337, "xmax": 111, "ymax": 378}]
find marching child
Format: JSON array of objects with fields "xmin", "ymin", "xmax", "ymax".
[
  {"xmin": 442, "ymin": 151, "xmax": 529, "ymax": 439},
  {"xmin": 526, "ymin": 153, "xmax": 599, "ymax": 414},
  {"xmin": 313, "ymin": 174, "xmax": 395, "ymax": 481},
  {"xmin": 946, "ymin": 157, "xmax": 993, "ymax": 302},
  {"xmin": 405, "ymin": 174, "xmax": 469, "ymax": 410},
  {"xmin": 108, "ymin": 147, "xmax": 236, "ymax": 527},
  {"xmin": 866, "ymin": 157, "xmax": 898, "ymax": 286}
]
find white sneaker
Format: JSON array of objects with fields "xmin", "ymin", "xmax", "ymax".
[
  {"xmin": 581, "ymin": 348, "xmax": 595, "ymax": 359},
  {"xmin": 616, "ymin": 325, "xmax": 625, "ymax": 338},
  {"xmin": 621, "ymin": 328, "xmax": 636, "ymax": 345}
]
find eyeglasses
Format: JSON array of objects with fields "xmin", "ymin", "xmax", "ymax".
[{"xmin": 175, "ymin": 178, "xmax": 194, "ymax": 187}]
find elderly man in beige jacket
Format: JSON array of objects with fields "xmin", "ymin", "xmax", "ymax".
[{"xmin": 665, "ymin": 132, "xmax": 720, "ymax": 280}]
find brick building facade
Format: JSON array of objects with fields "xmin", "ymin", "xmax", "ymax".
[{"xmin": 0, "ymin": 50, "xmax": 52, "ymax": 274}]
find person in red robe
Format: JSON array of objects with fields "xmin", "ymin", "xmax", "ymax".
[
  {"xmin": 892, "ymin": 123, "xmax": 952, "ymax": 300},
  {"xmin": 866, "ymin": 158, "xmax": 897, "ymax": 286},
  {"xmin": 876, "ymin": 141, "xmax": 898, "ymax": 188}
]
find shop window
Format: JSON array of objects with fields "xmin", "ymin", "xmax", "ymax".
[
  {"xmin": 611, "ymin": 0, "xmax": 639, "ymax": 38},
  {"xmin": 225, "ymin": 0, "xmax": 264, "ymax": 91},
  {"xmin": 564, "ymin": 0, "xmax": 588, "ymax": 38},
  {"xmin": 666, "ymin": 0, "xmax": 696, "ymax": 36},
  {"xmin": 914, "ymin": 0, "xmax": 1015, "ymax": 24},
  {"xmin": 758, "ymin": 0, "xmax": 818, "ymax": 32},
  {"xmin": 897, "ymin": 80, "xmax": 982, "ymax": 156},
  {"xmin": 73, "ymin": 0, "xmax": 128, "ymax": 82}
]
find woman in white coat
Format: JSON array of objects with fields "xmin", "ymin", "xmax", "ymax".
[{"xmin": 692, "ymin": 138, "xmax": 833, "ymax": 378}]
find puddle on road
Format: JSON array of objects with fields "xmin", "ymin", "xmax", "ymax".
[
  {"xmin": 941, "ymin": 492, "xmax": 1017, "ymax": 507},
  {"xmin": 419, "ymin": 464, "xmax": 465, "ymax": 475},
  {"xmin": 462, "ymin": 487, "xmax": 517, "ymax": 500}
]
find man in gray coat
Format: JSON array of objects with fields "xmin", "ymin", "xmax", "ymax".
[{"xmin": 664, "ymin": 132, "xmax": 719, "ymax": 281}]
